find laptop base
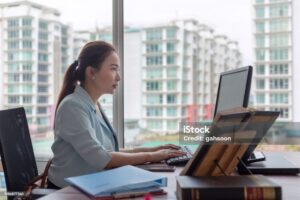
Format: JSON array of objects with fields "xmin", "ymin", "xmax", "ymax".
[{"xmin": 238, "ymin": 153, "xmax": 300, "ymax": 175}]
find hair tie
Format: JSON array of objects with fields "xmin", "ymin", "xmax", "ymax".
[{"xmin": 73, "ymin": 60, "xmax": 79, "ymax": 71}]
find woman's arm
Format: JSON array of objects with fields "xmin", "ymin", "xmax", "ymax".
[
  {"xmin": 120, "ymin": 144, "xmax": 181, "ymax": 153},
  {"xmin": 105, "ymin": 149, "xmax": 185, "ymax": 168}
]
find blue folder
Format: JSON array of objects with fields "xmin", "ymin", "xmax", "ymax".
[{"xmin": 65, "ymin": 165, "xmax": 167, "ymax": 197}]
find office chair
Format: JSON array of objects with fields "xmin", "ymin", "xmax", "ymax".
[{"xmin": 0, "ymin": 107, "xmax": 54, "ymax": 200}]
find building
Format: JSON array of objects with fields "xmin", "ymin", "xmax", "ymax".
[
  {"xmin": 0, "ymin": 1, "xmax": 73, "ymax": 134},
  {"xmin": 141, "ymin": 19, "xmax": 241, "ymax": 133},
  {"xmin": 253, "ymin": 0, "xmax": 300, "ymax": 122}
]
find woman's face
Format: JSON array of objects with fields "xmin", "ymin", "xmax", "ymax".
[{"xmin": 92, "ymin": 51, "xmax": 121, "ymax": 94}]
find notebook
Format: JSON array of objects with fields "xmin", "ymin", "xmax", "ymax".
[{"xmin": 65, "ymin": 165, "xmax": 167, "ymax": 197}]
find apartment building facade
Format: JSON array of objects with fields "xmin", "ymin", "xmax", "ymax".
[
  {"xmin": 141, "ymin": 20, "xmax": 241, "ymax": 133},
  {"xmin": 0, "ymin": 1, "xmax": 73, "ymax": 134},
  {"xmin": 253, "ymin": 0, "xmax": 300, "ymax": 122}
]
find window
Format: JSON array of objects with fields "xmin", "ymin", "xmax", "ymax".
[
  {"xmin": 166, "ymin": 42, "xmax": 176, "ymax": 52},
  {"xmin": 167, "ymin": 94, "xmax": 176, "ymax": 104},
  {"xmin": 167, "ymin": 80, "xmax": 177, "ymax": 90},
  {"xmin": 22, "ymin": 51, "xmax": 32, "ymax": 61},
  {"xmin": 8, "ymin": 74, "xmax": 20, "ymax": 82},
  {"xmin": 256, "ymin": 65, "xmax": 265, "ymax": 75},
  {"xmin": 270, "ymin": 93, "xmax": 288, "ymax": 104},
  {"xmin": 146, "ymin": 29, "xmax": 162, "ymax": 40},
  {"xmin": 7, "ymin": 18, "xmax": 19, "ymax": 27},
  {"xmin": 146, "ymin": 56, "xmax": 162, "ymax": 65},
  {"xmin": 23, "ymin": 40, "xmax": 32, "ymax": 48},
  {"xmin": 269, "ymin": 34, "xmax": 289, "ymax": 47},
  {"xmin": 39, "ymin": 32, "xmax": 48, "ymax": 40},
  {"xmin": 256, "ymin": 94, "xmax": 265, "ymax": 104},
  {"xmin": 269, "ymin": 64, "xmax": 288, "ymax": 74},
  {"xmin": 255, "ymin": 7, "xmax": 264, "ymax": 18},
  {"xmin": 146, "ymin": 107, "xmax": 162, "ymax": 116},
  {"xmin": 146, "ymin": 94, "xmax": 163, "ymax": 104},
  {"xmin": 256, "ymin": 79, "xmax": 265, "ymax": 89},
  {"xmin": 22, "ymin": 63, "xmax": 32, "ymax": 71},
  {"xmin": 8, "ymin": 96, "xmax": 20, "ymax": 104},
  {"xmin": 22, "ymin": 18, "xmax": 32, "ymax": 26},
  {"xmin": 269, "ymin": 5, "xmax": 288, "ymax": 17},
  {"xmin": 8, "ymin": 41, "xmax": 19, "ymax": 49},
  {"xmin": 146, "ymin": 68, "xmax": 162, "ymax": 78},
  {"xmin": 256, "ymin": 49, "xmax": 265, "ymax": 61},
  {"xmin": 38, "ymin": 86, "xmax": 48, "ymax": 93},
  {"xmin": 22, "ymin": 29, "xmax": 32, "ymax": 38},
  {"xmin": 147, "ymin": 120, "xmax": 163, "ymax": 129},
  {"xmin": 167, "ymin": 55, "xmax": 176, "ymax": 65},
  {"xmin": 39, "ymin": 20, "xmax": 48, "ymax": 30},
  {"xmin": 256, "ymin": 22, "xmax": 265, "ymax": 33},
  {"xmin": 38, "ymin": 75, "xmax": 48, "ymax": 82},
  {"xmin": 256, "ymin": 35, "xmax": 265, "ymax": 47},
  {"xmin": 166, "ymin": 27, "xmax": 177, "ymax": 39},
  {"xmin": 146, "ymin": 81, "xmax": 162, "ymax": 91},
  {"xmin": 38, "ymin": 64, "xmax": 48, "ymax": 72},
  {"xmin": 22, "ymin": 85, "xmax": 32, "ymax": 93},
  {"xmin": 37, "ymin": 107, "xmax": 47, "ymax": 114},
  {"xmin": 37, "ymin": 96, "xmax": 48, "ymax": 103},
  {"xmin": 8, "ymin": 30, "xmax": 19, "ymax": 38},
  {"xmin": 37, "ymin": 117, "xmax": 48, "ymax": 125},
  {"xmin": 146, "ymin": 43, "xmax": 162, "ymax": 53},
  {"xmin": 38, "ymin": 53, "xmax": 48, "ymax": 62},
  {"xmin": 39, "ymin": 43, "xmax": 48, "ymax": 51},
  {"xmin": 167, "ymin": 107, "xmax": 177, "ymax": 116},
  {"xmin": 167, "ymin": 120, "xmax": 177, "ymax": 130},
  {"xmin": 8, "ymin": 64, "xmax": 19, "ymax": 72},
  {"xmin": 23, "ymin": 74, "xmax": 32, "ymax": 82},
  {"xmin": 269, "ymin": 49, "xmax": 288, "ymax": 60},
  {"xmin": 269, "ymin": 19, "xmax": 289, "ymax": 32},
  {"xmin": 7, "ymin": 52, "xmax": 19, "ymax": 61},
  {"xmin": 167, "ymin": 68, "xmax": 177, "ymax": 77},
  {"xmin": 23, "ymin": 96, "xmax": 32, "ymax": 104},
  {"xmin": 270, "ymin": 79, "xmax": 288, "ymax": 89}
]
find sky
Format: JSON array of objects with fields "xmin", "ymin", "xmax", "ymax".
[{"xmin": 2, "ymin": 0, "xmax": 254, "ymax": 64}]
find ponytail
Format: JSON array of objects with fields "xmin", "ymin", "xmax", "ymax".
[{"xmin": 55, "ymin": 60, "xmax": 78, "ymax": 113}]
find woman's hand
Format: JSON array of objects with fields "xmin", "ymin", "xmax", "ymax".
[
  {"xmin": 153, "ymin": 144, "xmax": 181, "ymax": 151},
  {"xmin": 147, "ymin": 149, "xmax": 186, "ymax": 163}
]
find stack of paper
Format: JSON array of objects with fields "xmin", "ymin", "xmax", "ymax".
[{"xmin": 65, "ymin": 165, "xmax": 167, "ymax": 198}]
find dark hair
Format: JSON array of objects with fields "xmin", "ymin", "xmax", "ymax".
[{"xmin": 56, "ymin": 41, "xmax": 116, "ymax": 113}]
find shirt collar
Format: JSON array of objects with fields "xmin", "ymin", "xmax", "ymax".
[{"xmin": 74, "ymin": 85, "xmax": 97, "ymax": 113}]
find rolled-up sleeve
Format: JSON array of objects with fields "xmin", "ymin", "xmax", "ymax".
[{"xmin": 55, "ymin": 101, "xmax": 111, "ymax": 170}]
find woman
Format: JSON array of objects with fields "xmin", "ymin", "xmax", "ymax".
[{"xmin": 47, "ymin": 41, "xmax": 184, "ymax": 188}]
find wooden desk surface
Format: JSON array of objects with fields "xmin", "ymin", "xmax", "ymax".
[{"xmin": 39, "ymin": 152, "xmax": 300, "ymax": 200}]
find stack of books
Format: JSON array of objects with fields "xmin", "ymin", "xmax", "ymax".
[
  {"xmin": 176, "ymin": 175, "xmax": 282, "ymax": 200},
  {"xmin": 65, "ymin": 165, "xmax": 167, "ymax": 199}
]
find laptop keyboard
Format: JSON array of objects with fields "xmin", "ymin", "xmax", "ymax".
[{"xmin": 165, "ymin": 146, "xmax": 193, "ymax": 166}]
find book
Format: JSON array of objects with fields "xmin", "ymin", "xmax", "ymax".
[
  {"xmin": 65, "ymin": 165, "xmax": 167, "ymax": 197},
  {"xmin": 176, "ymin": 175, "xmax": 282, "ymax": 200},
  {"xmin": 90, "ymin": 186, "xmax": 167, "ymax": 200}
]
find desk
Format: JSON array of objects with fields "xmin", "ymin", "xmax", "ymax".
[{"xmin": 39, "ymin": 152, "xmax": 300, "ymax": 200}]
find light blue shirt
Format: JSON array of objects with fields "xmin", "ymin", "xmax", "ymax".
[{"xmin": 48, "ymin": 85, "xmax": 119, "ymax": 187}]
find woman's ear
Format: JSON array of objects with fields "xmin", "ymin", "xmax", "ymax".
[{"xmin": 86, "ymin": 66, "xmax": 96, "ymax": 80}]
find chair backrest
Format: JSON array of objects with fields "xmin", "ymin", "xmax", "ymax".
[{"xmin": 0, "ymin": 107, "xmax": 38, "ymax": 195}]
